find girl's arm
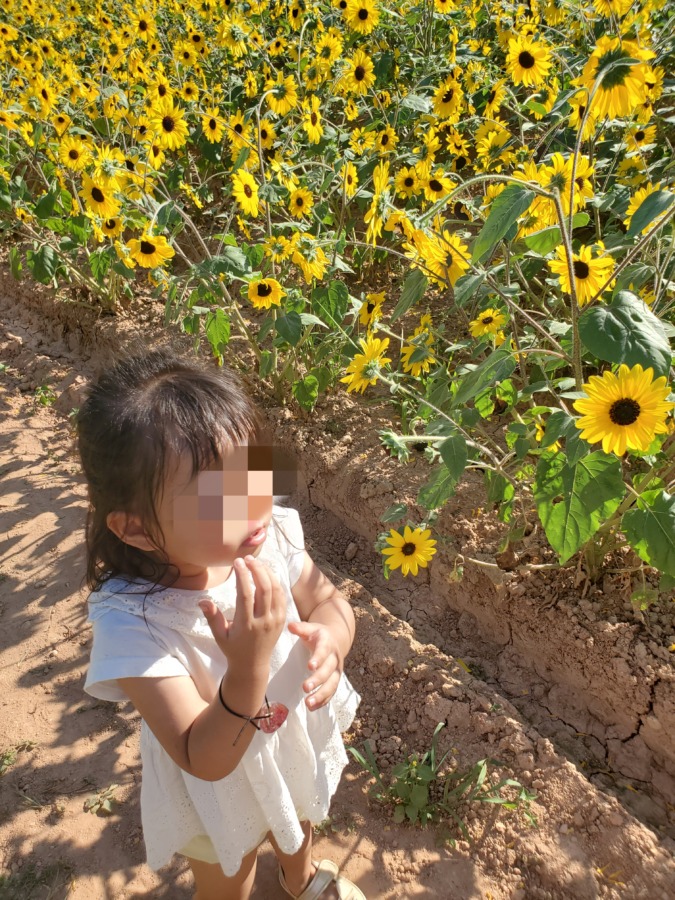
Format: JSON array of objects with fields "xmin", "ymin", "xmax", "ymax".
[
  {"xmin": 118, "ymin": 661, "xmax": 270, "ymax": 782},
  {"xmin": 288, "ymin": 551, "xmax": 356, "ymax": 710},
  {"xmin": 119, "ymin": 555, "xmax": 286, "ymax": 782}
]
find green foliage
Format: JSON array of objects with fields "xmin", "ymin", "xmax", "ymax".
[{"xmin": 349, "ymin": 724, "xmax": 537, "ymax": 840}]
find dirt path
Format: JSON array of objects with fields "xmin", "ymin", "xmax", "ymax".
[{"xmin": 1, "ymin": 279, "xmax": 675, "ymax": 898}]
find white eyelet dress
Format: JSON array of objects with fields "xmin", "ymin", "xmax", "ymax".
[{"xmin": 83, "ymin": 505, "xmax": 361, "ymax": 876}]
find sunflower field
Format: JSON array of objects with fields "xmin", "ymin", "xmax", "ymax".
[{"xmin": 1, "ymin": 0, "xmax": 674, "ymax": 594}]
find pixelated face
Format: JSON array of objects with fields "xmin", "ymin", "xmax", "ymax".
[{"xmin": 154, "ymin": 442, "xmax": 296, "ymax": 572}]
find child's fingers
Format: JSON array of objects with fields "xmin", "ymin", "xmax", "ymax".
[
  {"xmin": 303, "ymin": 649, "xmax": 340, "ymax": 693},
  {"xmin": 247, "ymin": 556, "xmax": 272, "ymax": 618},
  {"xmin": 198, "ymin": 599, "xmax": 230, "ymax": 642},
  {"xmin": 304, "ymin": 670, "xmax": 341, "ymax": 711},
  {"xmin": 233, "ymin": 557, "xmax": 254, "ymax": 622}
]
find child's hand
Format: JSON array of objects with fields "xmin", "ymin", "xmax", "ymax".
[
  {"xmin": 199, "ymin": 556, "xmax": 287, "ymax": 674},
  {"xmin": 287, "ymin": 621, "xmax": 343, "ymax": 711}
]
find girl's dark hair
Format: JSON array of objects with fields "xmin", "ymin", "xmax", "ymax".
[{"xmin": 77, "ymin": 348, "xmax": 271, "ymax": 593}]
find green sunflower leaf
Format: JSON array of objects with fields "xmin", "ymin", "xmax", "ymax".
[
  {"xmin": 534, "ymin": 451, "xmax": 624, "ymax": 564},
  {"xmin": 439, "ymin": 433, "xmax": 468, "ymax": 482},
  {"xmin": 274, "ymin": 311, "xmax": 303, "ymax": 347},
  {"xmin": 623, "ymin": 491, "xmax": 675, "ymax": 577},
  {"xmin": 417, "ymin": 461, "xmax": 460, "ymax": 509},
  {"xmin": 203, "ymin": 308, "xmax": 230, "ymax": 360},
  {"xmin": 523, "ymin": 212, "xmax": 590, "ymax": 256},
  {"xmin": 451, "ymin": 350, "xmax": 516, "ymax": 408},
  {"xmin": 311, "ymin": 280, "xmax": 349, "ymax": 328},
  {"xmin": 292, "ymin": 374, "xmax": 319, "ymax": 411},
  {"xmin": 453, "ymin": 272, "xmax": 485, "ymax": 307},
  {"xmin": 471, "ymin": 184, "xmax": 536, "ymax": 264},
  {"xmin": 578, "ymin": 290, "xmax": 671, "ymax": 378},
  {"xmin": 626, "ymin": 190, "xmax": 675, "ymax": 239},
  {"xmin": 391, "ymin": 268, "xmax": 428, "ymax": 323}
]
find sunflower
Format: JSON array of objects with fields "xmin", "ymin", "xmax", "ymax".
[
  {"xmin": 420, "ymin": 166, "xmax": 454, "ymax": 203},
  {"xmin": 342, "ymin": 161, "xmax": 359, "ymax": 198},
  {"xmin": 292, "ymin": 237, "xmax": 328, "ymax": 283},
  {"xmin": 626, "ymin": 124, "xmax": 656, "ymax": 153},
  {"xmin": 127, "ymin": 232, "xmax": 175, "ymax": 268},
  {"xmin": 59, "ymin": 134, "xmax": 90, "ymax": 171},
  {"xmin": 247, "ymin": 278, "xmax": 285, "ymax": 309},
  {"xmin": 289, "ymin": 187, "xmax": 313, "ymax": 218},
  {"xmin": 302, "ymin": 95, "xmax": 323, "ymax": 144},
  {"xmin": 147, "ymin": 99, "xmax": 189, "ymax": 151},
  {"xmin": 375, "ymin": 125, "xmax": 398, "ymax": 155},
  {"xmin": 548, "ymin": 243, "xmax": 615, "ymax": 307},
  {"xmin": 100, "ymin": 216, "xmax": 124, "ymax": 239},
  {"xmin": 400, "ymin": 332, "xmax": 436, "ymax": 377},
  {"xmin": 201, "ymin": 107, "xmax": 224, "ymax": 143},
  {"xmin": 394, "ymin": 166, "xmax": 418, "ymax": 199},
  {"xmin": 381, "ymin": 525, "xmax": 437, "ymax": 577},
  {"xmin": 359, "ymin": 291, "xmax": 385, "ymax": 327},
  {"xmin": 51, "ymin": 112, "xmax": 71, "ymax": 136},
  {"xmin": 267, "ymin": 73, "xmax": 298, "ymax": 115},
  {"xmin": 484, "ymin": 80, "xmax": 507, "ymax": 117},
  {"xmin": 344, "ymin": 0, "xmax": 380, "ymax": 35},
  {"xmin": 573, "ymin": 364, "xmax": 674, "ymax": 456},
  {"xmin": 578, "ymin": 37, "xmax": 652, "ymax": 120},
  {"xmin": 469, "ymin": 308, "xmax": 507, "ymax": 338},
  {"xmin": 258, "ymin": 118, "xmax": 277, "ymax": 149},
  {"xmin": 339, "ymin": 334, "xmax": 392, "ymax": 393},
  {"xmin": 315, "ymin": 33, "xmax": 343, "ymax": 69},
  {"xmin": 432, "ymin": 76, "xmax": 463, "ymax": 119},
  {"xmin": 506, "ymin": 35, "xmax": 552, "ymax": 87},
  {"xmin": 232, "ymin": 169, "xmax": 259, "ymax": 216},
  {"xmin": 79, "ymin": 174, "xmax": 120, "ymax": 219},
  {"xmin": 339, "ymin": 48, "xmax": 376, "ymax": 96}
]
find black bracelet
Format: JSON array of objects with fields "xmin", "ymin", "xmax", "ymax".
[{"xmin": 218, "ymin": 678, "xmax": 272, "ymax": 745}]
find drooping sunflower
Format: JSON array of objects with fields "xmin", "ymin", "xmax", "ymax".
[
  {"xmin": 469, "ymin": 308, "xmax": 507, "ymax": 338},
  {"xmin": 548, "ymin": 243, "xmax": 615, "ymax": 307},
  {"xmin": 201, "ymin": 107, "xmax": 224, "ymax": 143},
  {"xmin": 247, "ymin": 278, "xmax": 285, "ymax": 309},
  {"xmin": 292, "ymin": 236, "xmax": 328, "ymax": 283},
  {"xmin": 573, "ymin": 364, "xmax": 674, "ymax": 456},
  {"xmin": 289, "ymin": 187, "xmax": 314, "ymax": 218},
  {"xmin": 147, "ymin": 99, "xmax": 189, "ymax": 151},
  {"xmin": 344, "ymin": 0, "xmax": 380, "ymax": 34},
  {"xmin": 577, "ymin": 37, "xmax": 653, "ymax": 120},
  {"xmin": 339, "ymin": 334, "xmax": 392, "ymax": 394},
  {"xmin": 232, "ymin": 169, "xmax": 260, "ymax": 216},
  {"xmin": 342, "ymin": 161, "xmax": 359, "ymax": 198},
  {"xmin": 339, "ymin": 48, "xmax": 376, "ymax": 96},
  {"xmin": 624, "ymin": 183, "xmax": 672, "ymax": 235},
  {"xmin": 79, "ymin": 173, "xmax": 120, "ymax": 219},
  {"xmin": 381, "ymin": 525, "xmax": 437, "ymax": 577},
  {"xmin": 127, "ymin": 232, "xmax": 175, "ymax": 268},
  {"xmin": 400, "ymin": 332, "xmax": 436, "ymax": 377},
  {"xmin": 484, "ymin": 80, "xmax": 507, "ymax": 117},
  {"xmin": 506, "ymin": 35, "xmax": 552, "ymax": 87},
  {"xmin": 267, "ymin": 73, "xmax": 298, "ymax": 115}
]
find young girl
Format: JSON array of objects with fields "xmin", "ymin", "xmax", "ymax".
[{"xmin": 77, "ymin": 348, "xmax": 364, "ymax": 900}]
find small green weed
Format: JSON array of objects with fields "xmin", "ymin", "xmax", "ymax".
[
  {"xmin": 33, "ymin": 385, "xmax": 57, "ymax": 407},
  {"xmin": 0, "ymin": 861, "xmax": 73, "ymax": 899},
  {"xmin": 349, "ymin": 723, "xmax": 537, "ymax": 844},
  {"xmin": 83, "ymin": 783, "xmax": 119, "ymax": 816},
  {"xmin": 0, "ymin": 741, "xmax": 37, "ymax": 777}
]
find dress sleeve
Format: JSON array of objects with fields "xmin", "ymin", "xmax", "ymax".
[
  {"xmin": 84, "ymin": 607, "xmax": 190, "ymax": 702},
  {"xmin": 272, "ymin": 505, "xmax": 306, "ymax": 587}
]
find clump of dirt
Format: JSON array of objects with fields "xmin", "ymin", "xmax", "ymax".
[{"xmin": 1, "ymin": 262, "xmax": 675, "ymax": 897}]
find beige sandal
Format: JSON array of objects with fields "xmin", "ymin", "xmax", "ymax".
[{"xmin": 279, "ymin": 859, "xmax": 366, "ymax": 900}]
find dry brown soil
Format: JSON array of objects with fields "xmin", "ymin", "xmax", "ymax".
[{"xmin": 1, "ymin": 263, "xmax": 674, "ymax": 898}]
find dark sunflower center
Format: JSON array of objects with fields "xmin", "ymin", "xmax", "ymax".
[
  {"xmin": 573, "ymin": 260, "xmax": 590, "ymax": 279},
  {"xmin": 455, "ymin": 156, "xmax": 466, "ymax": 170},
  {"xmin": 339, "ymin": 0, "xmax": 347, "ymax": 7},
  {"xmin": 481, "ymin": 315, "xmax": 494, "ymax": 325},
  {"xmin": 257, "ymin": 282, "xmax": 272, "ymax": 297},
  {"xmin": 68, "ymin": 149, "xmax": 79, "ymax": 160},
  {"xmin": 518, "ymin": 50, "xmax": 535, "ymax": 69},
  {"xmin": 162, "ymin": 116, "xmax": 175, "ymax": 132},
  {"xmin": 634, "ymin": 130, "xmax": 645, "ymax": 141},
  {"xmin": 125, "ymin": 159, "xmax": 135, "ymax": 171},
  {"xmin": 158, "ymin": 84, "xmax": 167, "ymax": 96},
  {"xmin": 296, "ymin": 197, "xmax": 304, "ymax": 206},
  {"xmin": 487, "ymin": 89, "xmax": 496, "ymax": 103},
  {"xmin": 366, "ymin": 302, "xmax": 375, "ymax": 313},
  {"xmin": 234, "ymin": 123, "xmax": 243, "ymax": 133},
  {"xmin": 260, "ymin": 128, "xmax": 268, "ymax": 139},
  {"xmin": 358, "ymin": 7, "xmax": 368, "ymax": 18},
  {"xmin": 244, "ymin": 184, "xmax": 253, "ymax": 198},
  {"xmin": 429, "ymin": 178, "xmax": 443, "ymax": 192},
  {"xmin": 609, "ymin": 397, "xmax": 641, "ymax": 426},
  {"xmin": 381, "ymin": 133, "xmax": 389, "ymax": 145},
  {"xmin": 105, "ymin": 219, "xmax": 116, "ymax": 229},
  {"xmin": 354, "ymin": 65, "xmax": 365, "ymax": 81},
  {"xmin": 140, "ymin": 240, "xmax": 155, "ymax": 255},
  {"xmin": 404, "ymin": 176, "xmax": 414, "ymax": 187},
  {"xmin": 402, "ymin": 542, "xmax": 416, "ymax": 556},
  {"xmin": 310, "ymin": 112, "xmax": 318, "ymax": 125},
  {"xmin": 91, "ymin": 186, "xmax": 104, "ymax": 203},
  {"xmin": 41, "ymin": 88, "xmax": 48, "ymax": 100},
  {"xmin": 209, "ymin": 118, "xmax": 216, "ymax": 129},
  {"xmin": 442, "ymin": 88, "xmax": 454, "ymax": 104},
  {"xmin": 139, "ymin": 19, "xmax": 148, "ymax": 30}
]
